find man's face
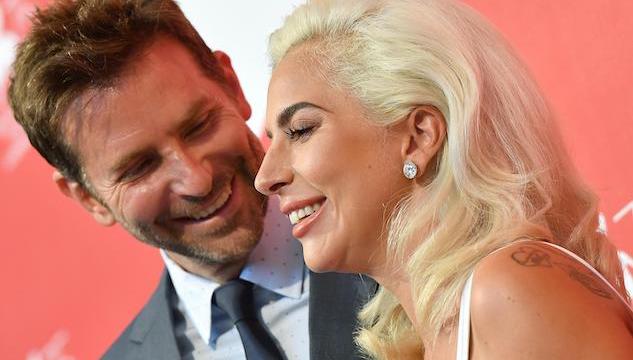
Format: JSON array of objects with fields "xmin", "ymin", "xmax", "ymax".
[{"xmin": 65, "ymin": 36, "xmax": 266, "ymax": 268}]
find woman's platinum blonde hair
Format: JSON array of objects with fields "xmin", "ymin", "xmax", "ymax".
[{"xmin": 269, "ymin": 0, "xmax": 626, "ymax": 357}]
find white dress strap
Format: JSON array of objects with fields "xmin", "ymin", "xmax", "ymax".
[
  {"xmin": 537, "ymin": 241, "xmax": 633, "ymax": 316},
  {"xmin": 454, "ymin": 239, "xmax": 633, "ymax": 360},
  {"xmin": 456, "ymin": 272, "xmax": 474, "ymax": 360}
]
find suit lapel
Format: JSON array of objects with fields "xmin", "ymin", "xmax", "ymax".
[
  {"xmin": 309, "ymin": 272, "xmax": 377, "ymax": 359},
  {"xmin": 127, "ymin": 270, "xmax": 181, "ymax": 360}
]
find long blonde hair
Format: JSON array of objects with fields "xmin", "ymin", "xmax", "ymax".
[{"xmin": 269, "ymin": 0, "xmax": 626, "ymax": 357}]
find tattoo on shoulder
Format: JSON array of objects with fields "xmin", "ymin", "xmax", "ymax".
[
  {"xmin": 510, "ymin": 246, "xmax": 613, "ymax": 299},
  {"xmin": 553, "ymin": 262, "xmax": 613, "ymax": 299},
  {"xmin": 511, "ymin": 247, "xmax": 552, "ymax": 267}
]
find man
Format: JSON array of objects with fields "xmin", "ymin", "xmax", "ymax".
[{"xmin": 8, "ymin": 0, "xmax": 375, "ymax": 358}]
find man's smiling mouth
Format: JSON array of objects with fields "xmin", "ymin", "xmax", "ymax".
[{"xmin": 172, "ymin": 179, "xmax": 234, "ymax": 223}]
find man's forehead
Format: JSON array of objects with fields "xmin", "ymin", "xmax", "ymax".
[
  {"xmin": 61, "ymin": 87, "xmax": 115, "ymax": 153},
  {"xmin": 64, "ymin": 86, "xmax": 231, "ymax": 163},
  {"xmin": 59, "ymin": 36, "xmax": 236, "ymax": 164}
]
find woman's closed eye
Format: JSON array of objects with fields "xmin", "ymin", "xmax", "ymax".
[{"xmin": 284, "ymin": 122, "xmax": 319, "ymax": 142}]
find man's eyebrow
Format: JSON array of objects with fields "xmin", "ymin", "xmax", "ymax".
[{"xmin": 276, "ymin": 101, "xmax": 327, "ymax": 129}]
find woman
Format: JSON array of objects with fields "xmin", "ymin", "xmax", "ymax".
[{"xmin": 255, "ymin": 0, "xmax": 633, "ymax": 358}]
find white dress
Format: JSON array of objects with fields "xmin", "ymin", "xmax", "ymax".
[{"xmin": 455, "ymin": 241, "xmax": 633, "ymax": 360}]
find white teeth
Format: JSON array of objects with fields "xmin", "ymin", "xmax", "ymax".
[
  {"xmin": 288, "ymin": 202, "xmax": 322, "ymax": 225},
  {"xmin": 289, "ymin": 212, "xmax": 299, "ymax": 224},
  {"xmin": 190, "ymin": 186, "xmax": 232, "ymax": 220}
]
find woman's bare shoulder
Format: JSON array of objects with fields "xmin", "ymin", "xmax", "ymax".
[
  {"xmin": 467, "ymin": 240, "xmax": 633, "ymax": 359},
  {"xmin": 473, "ymin": 240, "xmax": 618, "ymax": 301}
]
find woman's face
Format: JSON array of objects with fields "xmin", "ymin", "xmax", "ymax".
[{"xmin": 255, "ymin": 51, "xmax": 410, "ymax": 274}]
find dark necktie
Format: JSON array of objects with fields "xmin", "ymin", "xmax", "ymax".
[{"xmin": 212, "ymin": 279, "xmax": 284, "ymax": 360}]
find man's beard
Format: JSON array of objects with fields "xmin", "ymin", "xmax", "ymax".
[
  {"xmin": 131, "ymin": 213, "xmax": 262, "ymax": 266},
  {"xmin": 121, "ymin": 156, "xmax": 267, "ymax": 267}
]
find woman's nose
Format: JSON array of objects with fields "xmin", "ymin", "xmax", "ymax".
[{"xmin": 255, "ymin": 144, "xmax": 292, "ymax": 195}]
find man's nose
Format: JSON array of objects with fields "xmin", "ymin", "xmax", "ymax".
[{"xmin": 168, "ymin": 147, "xmax": 214, "ymax": 198}]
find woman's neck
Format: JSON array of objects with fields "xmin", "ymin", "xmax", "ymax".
[{"xmin": 370, "ymin": 265, "xmax": 440, "ymax": 355}]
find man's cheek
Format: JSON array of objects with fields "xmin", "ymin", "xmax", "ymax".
[
  {"xmin": 245, "ymin": 129, "xmax": 265, "ymax": 173},
  {"xmin": 118, "ymin": 189, "xmax": 161, "ymax": 224}
]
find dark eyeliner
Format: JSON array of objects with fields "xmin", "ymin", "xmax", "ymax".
[{"xmin": 284, "ymin": 121, "xmax": 320, "ymax": 142}]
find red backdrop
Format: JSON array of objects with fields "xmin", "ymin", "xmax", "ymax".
[{"xmin": 1, "ymin": 1, "xmax": 632, "ymax": 359}]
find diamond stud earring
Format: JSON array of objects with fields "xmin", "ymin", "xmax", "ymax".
[{"xmin": 403, "ymin": 160, "xmax": 418, "ymax": 179}]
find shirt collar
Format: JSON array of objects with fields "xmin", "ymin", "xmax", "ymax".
[
  {"xmin": 161, "ymin": 196, "xmax": 304, "ymax": 344},
  {"xmin": 240, "ymin": 196, "xmax": 304, "ymax": 299}
]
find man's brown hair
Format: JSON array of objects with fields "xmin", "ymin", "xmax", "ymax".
[{"xmin": 8, "ymin": 0, "xmax": 227, "ymax": 185}]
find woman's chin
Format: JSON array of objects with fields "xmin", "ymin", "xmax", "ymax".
[
  {"xmin": 301, "ymin": 242, "xmax": 346, "ymax": 273},
  {"xmin": 304, "ymin": 259, "xmax": 338, "ymax": 273}
]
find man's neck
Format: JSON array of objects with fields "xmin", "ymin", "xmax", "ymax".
[{"xmin": 165, "ymin": 250, "xmax": 246, "ymax": 283}]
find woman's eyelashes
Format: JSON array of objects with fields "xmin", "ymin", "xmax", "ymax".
[{"xmin": 284, "ymin": 121, "xmax": 320, "ymax": 142}]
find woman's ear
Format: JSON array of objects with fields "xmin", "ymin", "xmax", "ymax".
[
  {"xmin": 400, "ymin": 105, "xmax": 446, "ymax": 177},
  {"xmin": 52, "ymin": 170, "xmax": 115, "ymax": 226}
]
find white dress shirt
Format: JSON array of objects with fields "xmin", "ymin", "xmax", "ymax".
[{"xmin": 162, "ymin": 197, "xmax": 310, "ymax": 359}]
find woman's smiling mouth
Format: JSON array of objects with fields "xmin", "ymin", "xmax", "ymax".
[
  {"xmin": 289, "ymin": 202, "xmax": 322, "ymax": 224},
  {"xmin": 282, "ymin": 197, "xmax": 327, "ymax": 238}
]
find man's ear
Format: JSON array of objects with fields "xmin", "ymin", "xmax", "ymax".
[
  {"xmin": 401, "ymin": 105, "xmax": 446, "ymax": 177},
  {"xmin": 52, "ymin": 170, "xmax": 115, "ymax": 226},
  {"xmin": 213, "ymin": 50, "xmax": 252, "ymax": 120}
]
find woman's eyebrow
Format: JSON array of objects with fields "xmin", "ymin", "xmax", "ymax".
[{"xmin": 276, "ymin": 101, "xmax": 328, "ymax": 128}]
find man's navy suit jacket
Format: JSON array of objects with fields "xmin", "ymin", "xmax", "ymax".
[{"xmin": 102, "ymin": 270, "xmax": 377, "ymax": 359}]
